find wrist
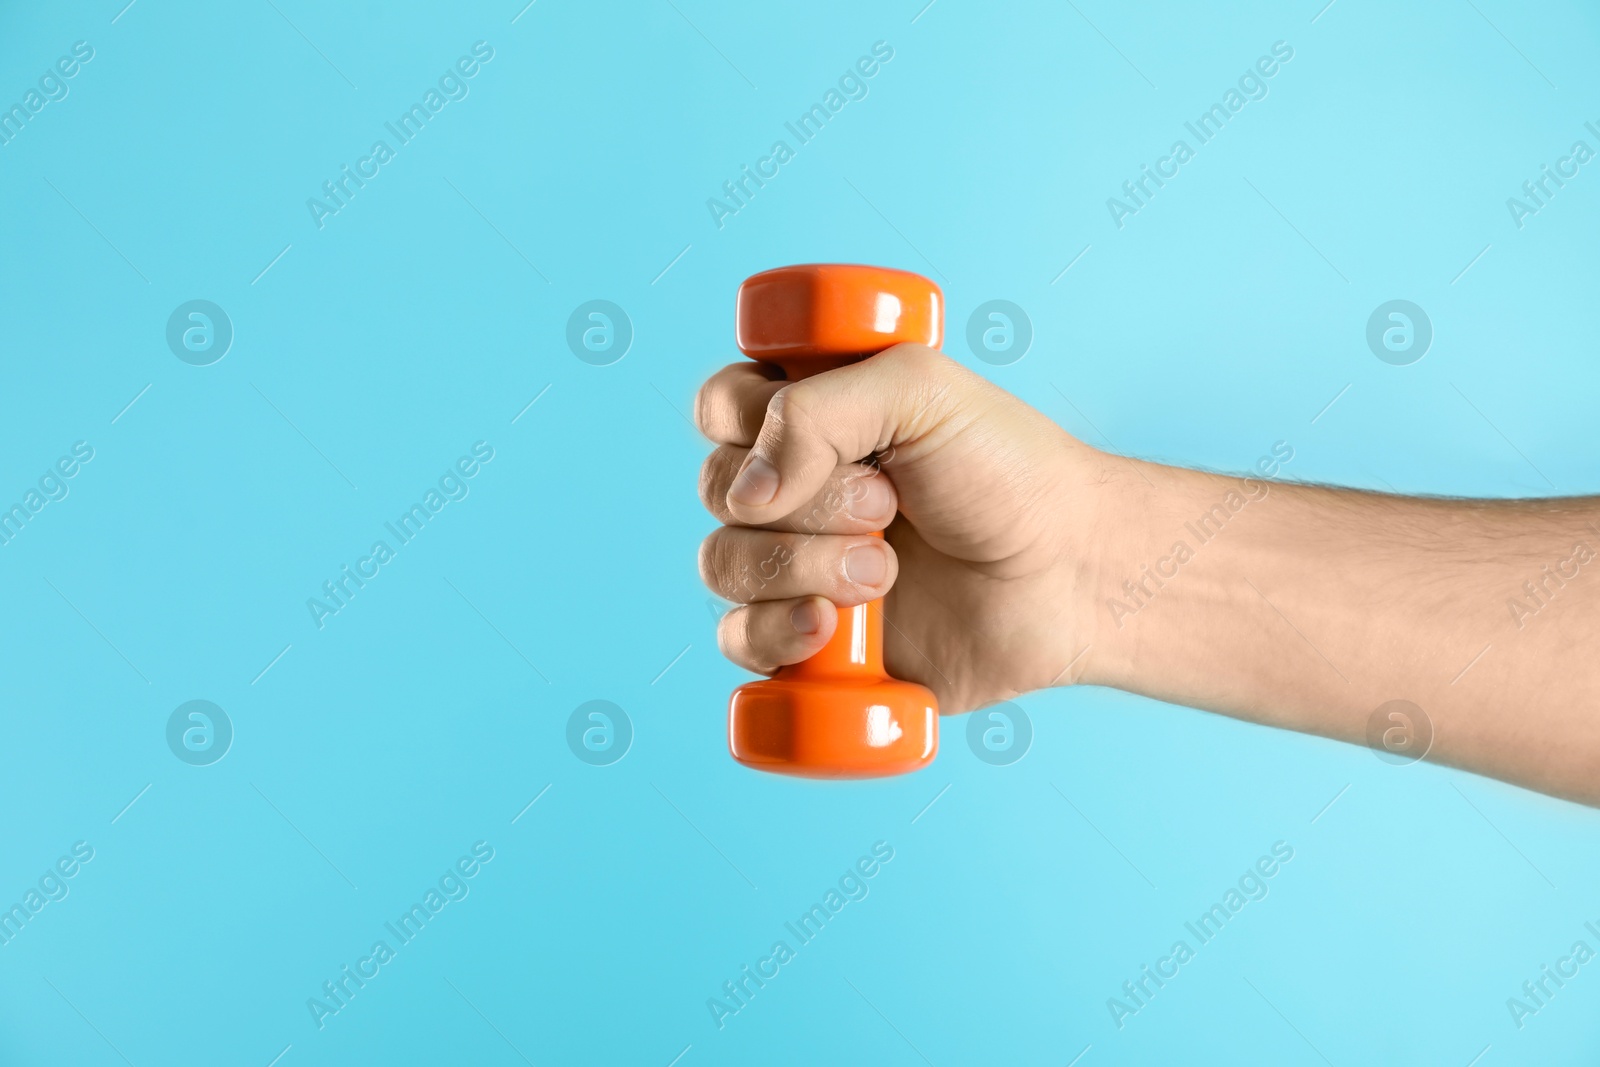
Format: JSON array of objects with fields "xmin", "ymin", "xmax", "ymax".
[
  {"xmin": 1051, "ymin": 445, "xmax": 1162, "ymax": 689},
  {"xmin": 1069, "ymin": 456, "xmax": 1278, "ymax": 692}
]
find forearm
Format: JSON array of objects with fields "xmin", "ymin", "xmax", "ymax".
[{"xmin": 1078, "ymin": 455, "xmax": 1600, "ymax": 803}]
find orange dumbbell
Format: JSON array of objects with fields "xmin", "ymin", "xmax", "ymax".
[{"xmin": 726, "ymin": 264, "xmax": 941, "ymax": 778}]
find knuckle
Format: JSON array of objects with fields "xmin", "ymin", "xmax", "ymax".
[
  {"xmin": 766, "ymin": 382, "xmax": 813, "ymax": 435},
  {"xmin": 692, "ymin": 377, "xmax": 718, "ymax": 437},
  {"xmin": 761, "ymin": 385, "xmax": 788, "ymax": 433},
  {"xmin": 923, "ymin": 348, "xmax": 968, "ymax": 399},
  {"xmin": 882, "ymin": 340, "xmax": 951, "ymax": 381},
  {"xmin": 716, "ymin": 607, "xmax": 749, "ymax": 662},
  {"xmin": 697, "ymin": 457, "xmax": 719, "ymax": 514},
  {"xmin": 697, "ymin": 528, "xmax": 739, "ymax": 596},
  {"xmin": 698, "ymin": 449, "xmax": 736, "ymax": 516},
  {"xmin": 893, "ymin": 347, "xmax": 966, "ymax": 437}
]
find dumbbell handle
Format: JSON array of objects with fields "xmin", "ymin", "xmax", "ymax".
[
  {"xmin": 728, "ymin": 263, "xmax": 941, "ymax": 778},
  {"xmin": 762, "ymin": 353, "xmax": 888, "ymax": 686}
]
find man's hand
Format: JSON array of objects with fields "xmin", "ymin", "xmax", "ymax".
[
  {"xmin": 696, "ymin": 342, "xmax": 1600, "ymax": 806},
  {"xmin": 695, "ymin": 343, "xmax": 1117, "ymax": 714}
]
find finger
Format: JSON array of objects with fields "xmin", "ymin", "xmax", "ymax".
[
  {"xmin": 698, "ymin": 526, "xmax": 897, "ymax": 605},
  {"xmin": 723, "ymin": 343, "xmax": 969, "ymax": 525},
  {"xmin": 717, "ymin": 596, "xmax": 837, "ymax": 674},
  {"xmin": 694, "ymin": 362, "xmax": 785, "ymax": 446},
  {"xmin": 700, "ymin": 446, "xmax": 898, "ymax": 533}
]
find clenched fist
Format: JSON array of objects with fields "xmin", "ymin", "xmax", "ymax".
[{"xmin": 695, "ymin": 343, "xmax": 1118, "ymax": 715}]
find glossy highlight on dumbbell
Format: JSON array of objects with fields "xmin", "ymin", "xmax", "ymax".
[{"xmin": 726, "ymin": 264, "xmax": 941, "ymax": 779}]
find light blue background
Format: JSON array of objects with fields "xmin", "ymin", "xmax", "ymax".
[{"xmin": 2, "ymin": 1, "xmax": 1598, "ymax": 1064}]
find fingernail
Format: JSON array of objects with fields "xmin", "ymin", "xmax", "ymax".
[
  {"xmin": 845, "ymin": 542, "xmax": 887, "ymax": 587},
  {"xmin": 730, "ymin": 455, "xmax": 779, "ymax": 508},
  {"xmin": 846, "ymin": 476, "xmax": 895, "ymax": 523},
  {"xmin": 791, "ymin": 599, "xmax": 824, "ymax": 635}
]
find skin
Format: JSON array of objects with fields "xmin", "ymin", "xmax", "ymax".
[{"xmin": 696, "ymin": 344, "xmax": 1600, "ymax": 806}]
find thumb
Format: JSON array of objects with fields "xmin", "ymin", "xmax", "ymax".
[{"xmin": 724, "ymin": 343, "xmax": 971, "ymax": 526}]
